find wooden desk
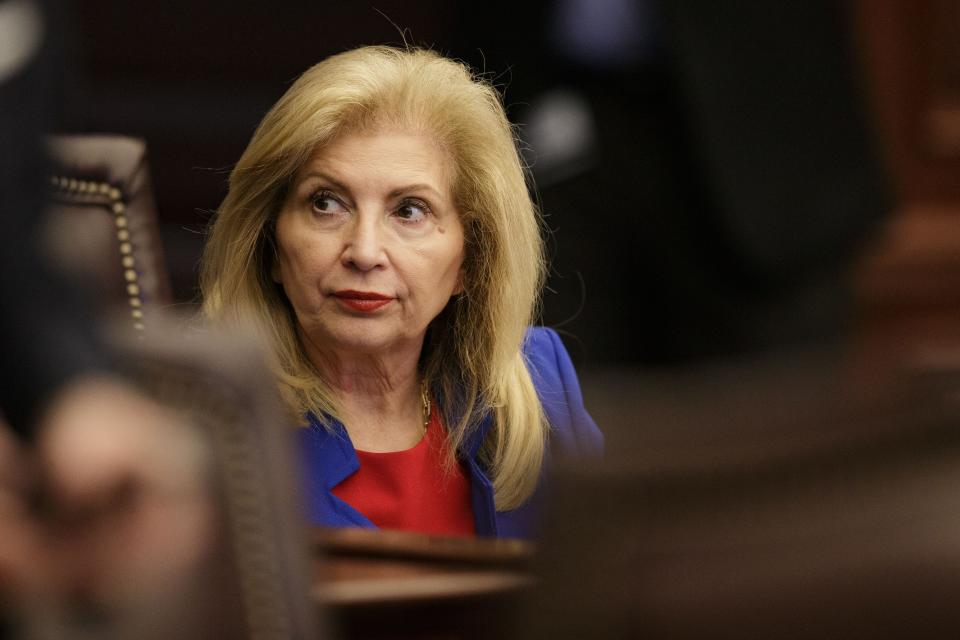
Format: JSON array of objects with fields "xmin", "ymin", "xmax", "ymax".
[{"xmin": 314, "ymin": 528, "xmax": 534, "ymax": 639}]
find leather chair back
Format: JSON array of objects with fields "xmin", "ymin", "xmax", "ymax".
[{"xmin": 44, "ymin": 134, "xmax": 172, "ymax": 332}]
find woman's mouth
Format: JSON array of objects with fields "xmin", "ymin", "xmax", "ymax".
[{"xmin": 333, "ymin": 290, "xmax": 394, "ymax": 313}]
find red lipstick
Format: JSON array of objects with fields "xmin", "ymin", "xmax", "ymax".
[{"xmin": 333, "ymin": 290, "xmax": 394, "ymax": 313}]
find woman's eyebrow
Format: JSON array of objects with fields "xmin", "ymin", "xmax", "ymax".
[
  {"xmin": 295, "ymin": 173, "xmax": 445, "ymax": 203},
  {"xmin": 296, "ymin": 171, "xmax": 350, "ymax": 192},
  {"xmin": 388, "ymin": 183, "xmax": 444, "ymax": 200}
]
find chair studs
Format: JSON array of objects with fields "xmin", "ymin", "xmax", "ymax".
[{"xmin": 47, "ymin": 172, "xmax": 149, "ymax": 333}]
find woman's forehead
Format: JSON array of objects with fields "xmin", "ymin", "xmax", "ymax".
[{"xmin": 295, "ymin": 128, "xmax": 455, "ymax": 195}]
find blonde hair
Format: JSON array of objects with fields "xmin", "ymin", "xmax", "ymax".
[{"xmin": 200, "ymin": 46, "xmax": 547, "ymax": 510}]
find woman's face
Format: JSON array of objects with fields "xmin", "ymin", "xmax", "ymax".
[{"xmin": 273, "ymin": 128, "xmax": 465, "ymax": 358}]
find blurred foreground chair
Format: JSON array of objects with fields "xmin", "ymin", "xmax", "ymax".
[
  {"xmin": 525, "ymin": 352, "xmax": 960, "ymax": 639},
  {"xmin": 21, "ymin": 317, "xmax": 321, "ymax": 640},
  {"xmin": 43, "ymin": 134, "xmax": 172, "ymax": 333}
]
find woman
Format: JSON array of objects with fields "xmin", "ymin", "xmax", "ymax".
[{"xmin": 201, "ymin": 46, "xmax": 601, "ymax": 539}]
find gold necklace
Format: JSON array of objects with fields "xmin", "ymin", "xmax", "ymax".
[{"xmin": 420, "ymin": 380, "xmax": 431, "ymax": 433}]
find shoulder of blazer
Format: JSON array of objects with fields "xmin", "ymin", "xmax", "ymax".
[{"xmin": 523, "ymin": 326, "xmax": 604, "ymax": 459}]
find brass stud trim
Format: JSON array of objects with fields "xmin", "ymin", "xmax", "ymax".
[{"xmin": 49, "ymin": 175, "xmax": 146, "ymax": 331}]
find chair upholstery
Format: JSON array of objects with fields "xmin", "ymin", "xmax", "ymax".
[
  {"xmin": 82, "ymin": 319, "xmax": 320, "ymax": 640},
  {"xmin": 44, "ymin": 134, "xmax": 172, "ymax": 333},
  {"xmin": 525, "ymin": 356, "xmax": 960, "ymax": 639}
]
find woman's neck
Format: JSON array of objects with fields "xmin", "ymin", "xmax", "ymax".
[{"xmin": 301, "ymin": 333, "xmax": 426, "ymax": 452}]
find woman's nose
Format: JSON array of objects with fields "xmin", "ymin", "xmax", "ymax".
[{"xmin": 341, "ymin": 213, "xmax": 386, "ymax": 271}]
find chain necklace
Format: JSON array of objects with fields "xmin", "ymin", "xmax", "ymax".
[{"xmin": 420, "ymin": 380, "xmax": 431, "ymax": 434}]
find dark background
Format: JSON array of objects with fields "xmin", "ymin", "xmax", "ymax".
[{"xmin": 54, "ymin": 0, "xmax": 960, "ymax": 371}]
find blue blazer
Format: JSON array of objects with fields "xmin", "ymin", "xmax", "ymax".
[{"xmin": 297, "ymin": 327, "xmax": 603, "ymax": 538}]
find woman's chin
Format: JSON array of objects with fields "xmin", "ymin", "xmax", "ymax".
[{"xmin": 312, "ymin": 325, "xmax": 420, "ymax": 357}]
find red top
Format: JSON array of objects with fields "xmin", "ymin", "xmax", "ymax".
[{"xmin": 332, "ymin": 406, "xmax": 476, "ymax": 537}]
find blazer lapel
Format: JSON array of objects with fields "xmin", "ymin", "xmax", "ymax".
[{"xmin": 298, "ymin": 413, "xmax": 374, "ymax": 527}]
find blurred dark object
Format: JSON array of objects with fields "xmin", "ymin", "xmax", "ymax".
[
  {"xmin": 857, "ymin": 0, "xmax": 960, "ymax": 198},
  {"xmin": 852, "ymin": 0, "xmax": 960, "ymax": 376},
  {"xmin": 316, "ymin": 527, "xmax": 532, "ymax": 640},
  {"xmin": 451, "ymin": 0, "xmax": 890, "ymax": 366},
  {"xmin": 44, "ymin": 134, "xmax": 172, "ymax": 332},
  {"xmin": 523, "ymin": 354, "xmax": 960, "ymax": 638},
  {"xmin": 0, "ymin": 0, "xmax": 109, "ymax": 437},
  {"xmin": 17, "ymin": 318, "xmax": 321, "ymax": 640}
]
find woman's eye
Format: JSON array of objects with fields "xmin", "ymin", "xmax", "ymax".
[
  {"xmin": 395, "ymin": 200, "xmax": 428, "ymax": 223},
  {"xmin": 311, "ymin": 191, "xmax": 347, "ymax": 215}
]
